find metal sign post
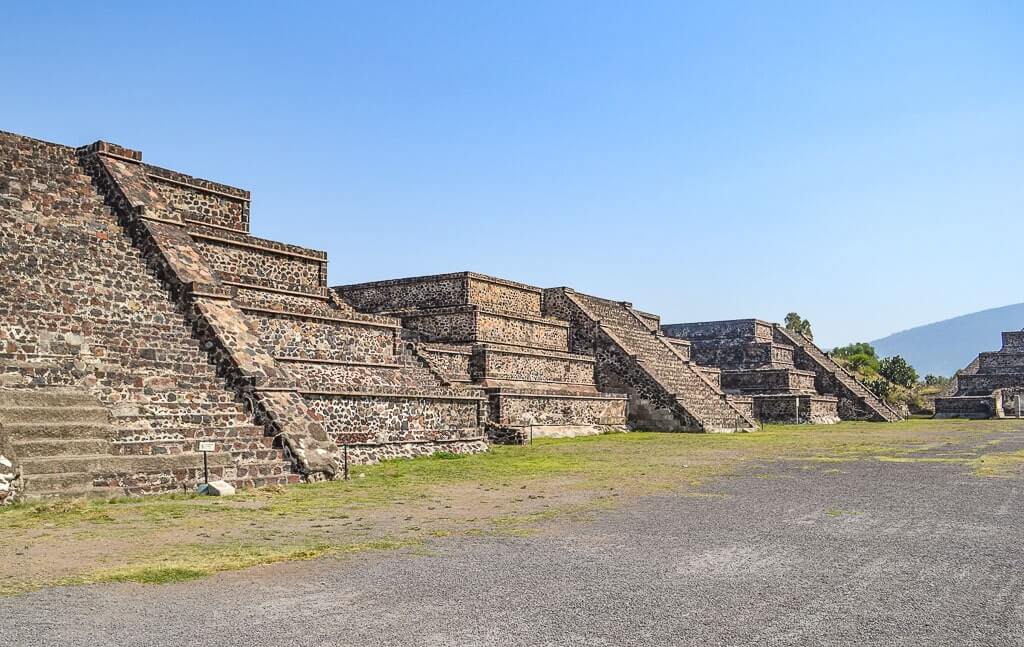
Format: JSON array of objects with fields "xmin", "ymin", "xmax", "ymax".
[
  {"xmin": 198, "ymin": 441, "xmax": 215, "ymax": 484},
  {"xmin": 343, "ymin": 444, "xmax": 350, "ymax": 481}
]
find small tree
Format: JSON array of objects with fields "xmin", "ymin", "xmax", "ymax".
[
  {"xmin": 924, "ymin": 374, "xmax": 950, "ymax": 387},
  {"xmin": 845, "ymin": 352, "xmax": 880, "ymax": 375},
  {"xmin": 831, "ymin": 342, "xmax": 880, "ymax": 375},
  {"xmin": 864, "ymin": 376, "xmax": 892, "ymax": 400},
  {"xmin": 784, "ymin": 312, "xmax": 813, "ymax": 340},
  {"xmin": 832, "ymin": 342, "xmax": 878, "ymax": 360},
  {"xmin": 879, "ymin": 355, "xmax": 918, "ymax": 388}
]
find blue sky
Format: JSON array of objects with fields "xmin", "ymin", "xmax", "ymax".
[{"xmin": 3, "ymin": 1, "xmax": 1022, "ymax": 348}]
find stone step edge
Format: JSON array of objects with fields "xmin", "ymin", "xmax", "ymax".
[
  {"xmin": 299, "ymin": 390, "xmax": 486, "ymax": 401},
  {"xmin": 388, "ymin": 304, "xmax": 570, "ymax": 329},
  {"xmin": 486, "ymin": 390, "xmax": 627, "ymax": 401},
  {"xmin": 239, "ymin": 304, "xmax": 399, "ymax": 329},
  {"xmin": 274, "ymin": 356, "xmax": 403, "ymax": 368}
]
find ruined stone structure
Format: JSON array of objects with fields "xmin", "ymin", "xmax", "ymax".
[
  {"xmin": 935, "ymin": 330, "xmax": 1024, "ymax": 418},
  {"xmin": 543, "ymin": 290, "xmax": 758, "ymax": 432},
  {"xmin": 0, "ymin": 129, "xmax": 902, "ymax": 500},
  {"xmin": 0, "ymin": 131, "xmax": 486, "ymax": 500},
  {"xmin": 661, "ymin": 320, "xmax": 901, "ymax": 422},
  {"xmin": 336, "ymin": 273, "xmax": 628, "ymax": 441},
  {"xmin": 660, "ymin": 320, "xmax": 838, "ymax": 423}
]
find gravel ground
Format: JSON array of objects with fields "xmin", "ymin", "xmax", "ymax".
[{"xmin": 4, "ymin": 430, "xmax": 1024, "ymax": 646}]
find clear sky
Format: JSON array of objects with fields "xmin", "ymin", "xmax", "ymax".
[{"xmin": 3, "ymin": 1, "xmax": 1022, "ymax": 348}]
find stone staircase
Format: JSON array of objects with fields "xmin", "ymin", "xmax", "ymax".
[
  {"xmin": 936, "ymin": 331, "xmax": 1024, "ymax": 419},
  {"xmin": 0, "ymin": 389, "xmax": 244, "ymax": 499},
  {"xmin": 661, "ymin": 320, "xmax": 839, "ymax": 424},
  {"xmin": 337, "ymin": 273, "xmax": 627, "ymax": 442},
  {"xmin": 139, "ymin": 155, "xmax": 488, "ymax": 460},
  {"xmin": 0, "ymin": 131, "xmax": 299, "ymax": 498},
  {"xmin": 772, "ymin": 326, "xmax": 902, "ymax": 422},
  {"xmin": 543, "ymin": 288, "xmax": 756, "ymax": 432}
]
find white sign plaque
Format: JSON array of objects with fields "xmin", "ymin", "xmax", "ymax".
[{"xmin": 198, "ymin": 441, "xmax": 216, "ymax": 452}]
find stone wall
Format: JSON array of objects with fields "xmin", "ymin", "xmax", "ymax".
[
  {"xmin": 416, "ymin": 344, "xmax": 474, "ymax": 384},
  {"xmin": 663, "ymin": 320, "xmax": 775, "ymax": 342},
  {"xmin": 148, "ymin": 166, "xmax": 250, "ymax": 232},
  {"xmin": 721, "ymin": 368, "xmax": 817, "ymax": 394},
  {"xmin": 935, "ymin": 394, "xmax": 997, "ymax": 419},
  {"xmin": 397, "ymin": 307, "xmax": 570, "ymax": 351},
  {"xmin": 339, "ymin": 272, "xmax": 544, "ymax": 317},
  {"xmin": 687, "ymin": 340, "xmax": 794, "ymax": 370},
  {"xmin": 490, "ymin": 392, "xmax": 627, "ymax": 428},
  {"xmin": 1003, "ymin": 332, "xmax": 1024, "ymax": 352},
  {"xmin": 340, "ymin": 273, "xmax": 468, "ymax": 313},
  {"xmin": 957, "ymin": 373, "xmax": 1024, "ymax": 396},
  {"xmin": 473, "ymin": 346, "xmax": 595, "ymax": 385},
  {"xmin": 304, "ymin": 393, "xmax": 482, "ymax": 443},
  {"xmin": 337, "ymin": 273, "xmax": 628, "ymax": 441},
  {"xmin": 343, "ymin": 438, "xmax": 489, "ymax": 464},
  {"xmin": 978, "ymin": 352, "xmax": 1024, "ymax": 372},
  {"xmin": 466, "ymin": 275, "xmax": 542, "ymax": 316},
  {"xmin": 753, "ymin": 394, "xmax": 840, "ymax": 425},
  {"xmin": 398, "ymin": 308, "xmax": 478, "ymax": 343},
  {"xmin": 251, "ymin": 313, "xmax": 397, "ymax": 363},
  {"xmin": 193, "ymin": 237, "xmax": 325, "ymax": 294},
  {"xmin": 476, "ymin": 310, "xmax": 569, "ymax": 350},
  {"xmin": 936, "ymin": 330, "xmax": 1024, "ymax": 419}
]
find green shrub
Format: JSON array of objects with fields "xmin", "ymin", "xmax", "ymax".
[{"xmin": 879, "ymin": 355, "xmax": 918, "ymax": 388}]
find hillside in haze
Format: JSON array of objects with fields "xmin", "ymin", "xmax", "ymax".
[{"xmin": 867, "ymin": 303, "xmax": 1024, "ymax": 378}]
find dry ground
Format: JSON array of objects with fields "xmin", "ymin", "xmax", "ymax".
[{"xmin": 3, "ymin": 418, "xmax": 1023, "ymax": 597}]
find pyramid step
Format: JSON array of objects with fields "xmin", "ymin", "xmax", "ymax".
[
  {"xmin": 24, "ymin": 484, "xmax": 126, "ymax": 501},
  {"xmin": 180, "ymin": 425, "xmax": 268, "ymax": 439},
  {"xmin": 10, "ymin": 438, "xmax": 111, "ymax": 458},
  {"xmin": 0, "ymin": 405, "xmax": 109, "ymax": 425},
  {"xmin": 0, "ymin": 389, "xmax": 101, "ymax": 408},
  {"xmin": 22, "ymin": 471, "xmax": 99, "ymax": 491},
  {"xmin": 0, "ymin": 421, "xmax": 112, "ymax": 440},
  {"xmin": 111, "ymin": 413, "xmax": 253, "ymax": 430},
  {"xmin": 19, "ymin": 452, "xmax": 231, "ymax": 475}
]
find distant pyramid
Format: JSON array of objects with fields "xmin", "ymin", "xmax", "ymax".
[{"xmin": 869, "ymin": 303, "xmax": 1024, "ymax": 377}]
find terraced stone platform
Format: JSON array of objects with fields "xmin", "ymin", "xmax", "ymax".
[
  {"xmin": 660, "ymin": 320, "xmax": 839, "ymax": 424},
  {"xmin": 936, "ymin": 330, "xmax": 1024, "ymax": 419},
  {"xmin": 337, "ymin": 273, "xmax": 627, "ymax": 442},
  {"xmin": 662, "ymin": 319, "xmax": 900, "ymax": 423},
  {"xmin": 542, "ymin": 289, "xmax": 757, "ymax": 432},
  {"xmin": 0, "ymin": 131, "xmax": 487, "ymax": 500}
]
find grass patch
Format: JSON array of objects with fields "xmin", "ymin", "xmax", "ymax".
[
  {"xmin": 825, "ymin": 509, "xmax": 861, "ymax": 517},
  {"xmin": 3, "ymin": 418, "xmax": 1024, "ymax": 595},
  {"xmin": 95, "ymin": 566, "xmax": 209, "ymax": 585}
]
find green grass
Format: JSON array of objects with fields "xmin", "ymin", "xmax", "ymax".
[{"xmin": 3, "ymin": 418, "xmax": 1023, "ymax": 595}]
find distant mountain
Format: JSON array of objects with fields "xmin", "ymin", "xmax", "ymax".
[{"xmin": 866, "ymin": 303, "xmax": 1024, "ymax": 378}]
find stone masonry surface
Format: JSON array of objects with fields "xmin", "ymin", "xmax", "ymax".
[
  {"xmin": 337, "ymin": 273, "xmax": 627, "ymax": 442},
  {"xmin": 661, "ymin": 319, "xmax": 840, "ymax": 424},
  {"xmin": 0, "ymin": 130, "xmax": 490, "ymax": 498},
  {"xmin": 936, "ymin": 329, "xmax": 1024, "ymax": 419},
  {"xmin": 0, "ymin": 133, "xmax": 294, "ymax": 498},
  {"xmin": 542, "ymin": 289, "xmax": 757, "ymax": 432}
]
